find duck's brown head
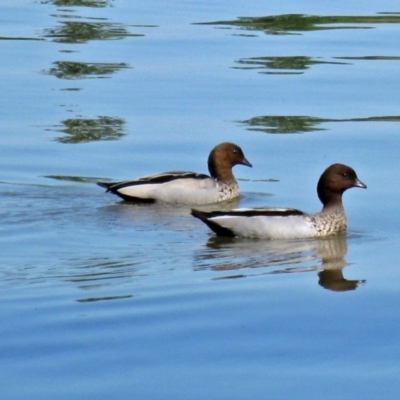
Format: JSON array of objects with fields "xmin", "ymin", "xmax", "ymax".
[
  {"xmin": 317, "ymin": 163, "xmax": 366, "ymax": 208},
  {"xmin": 207, "ymin": 142, "xmax": 252, "ymax": 181}
]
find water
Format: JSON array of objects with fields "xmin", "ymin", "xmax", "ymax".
[{"xmin": 1, "ymin": 1, "xmax": 400, "ymax": 399}]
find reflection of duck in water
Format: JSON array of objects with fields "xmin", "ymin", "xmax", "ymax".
[
  {"xmin": 318, "ymin": 269, "xmax": 363, "ymax": 292},
  {"xmin": 195, "ymin": 235, "xmax": 365, "ymax": 292},
  {"xmin": 315, "ymin": 238, "xmax": 365, "ymax": 291},
  {"xmin": 272, "ymin": 236, "xmax": 365, "ymax": 291}
]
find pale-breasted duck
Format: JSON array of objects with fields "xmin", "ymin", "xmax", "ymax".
[
  {"xmin": 191, "ymin": 163, "xmax": 366, "ymax": 239},
  {"xmin": 97, "ymin": 142, "xmax": 252, "ymax": 204}
]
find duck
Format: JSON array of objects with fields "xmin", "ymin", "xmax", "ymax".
[
  {"xmin": 191, "ymin": 163, "xmax": 366, "ymax": 239},
  {"xmin": 97, "ymin": 142, "xmax": 252, "ymax": 204}
]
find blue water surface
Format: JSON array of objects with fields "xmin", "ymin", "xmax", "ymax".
[{"xmin": 0, "ymin": 1, "xmax": 399, "ymax": 399}]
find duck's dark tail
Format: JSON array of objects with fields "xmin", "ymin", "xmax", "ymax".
[
  {"xmin": 97, "ymin": 182, "xmax": 113, "ymax": 190},
  {"xmin": 191, "ymin": 209, "xmax": 235, "ymax": 237},
  {"xmin": 97, "ymin": 181, "xmax": 156, "ymax": 203}
]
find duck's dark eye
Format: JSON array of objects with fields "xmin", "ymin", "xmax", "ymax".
[
  {"xmin": 342, "ymin": 173, "xmax": 349, "ymax": 178},
  {"xmin": 233, "ymin": 149, "xmax": 238, "ymax": 154}
]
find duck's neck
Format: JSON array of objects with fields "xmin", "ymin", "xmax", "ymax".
[
  {"xmin": 318, "ymin": 186, "xmax": 345, "ymax": 211},
  {"xmin": 208, "ymin": 161, "xmax": 235, "ymax": 183},
  {"xmin": 321, "ymin": 197, "xmax": 344, "ymax": 212},
  {"xmin": 321, "ymin": 202, "xmax": 345, "ymax": 217}
]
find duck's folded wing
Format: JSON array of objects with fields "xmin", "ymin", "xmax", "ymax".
[
  {"xmin": 237, "ymin": 206, "xmax": 305, "ymax": 216},
  {"xmin": 98, "ymin": 171, "xmax": 210, "ymax": 191},
  {"xmin": 193, "ymin": 207, "xmax": 304, "ymax": 218},
  {"xmin": 136, "ymin": 171, "xmax": 210, "ymax": 184}
]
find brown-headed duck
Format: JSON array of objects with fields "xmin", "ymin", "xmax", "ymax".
[
  {"xmin": 191, "ymin": 163, "xmax": 366, "ymax": 239},
  {"xmin": 98, "ymin": 142, "xmax": 252, "ymax": 204}
]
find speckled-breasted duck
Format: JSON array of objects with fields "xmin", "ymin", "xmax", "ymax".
[
  {"xmin": 191, "ymin": 163, "xmax": 366, "ymax": 239},
  {"xmin": 97, "ymin": 142, "xmax": 252, "ymax": 204}
]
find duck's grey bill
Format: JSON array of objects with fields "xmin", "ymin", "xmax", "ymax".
[
  {"xmin": 242, "ymin": 157, "xmax": 252, "ymax": 168},
  {"xmin": 354, "ymin": 179, "xmax": 367, "ymax": 189}
]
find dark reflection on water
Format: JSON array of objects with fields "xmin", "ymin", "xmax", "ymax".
[
  {"xmin": 62, "ymin": 256, "xmax": 143, "ymax": 284},
  {"xmin": 0, "ymin": 36, "xmax": 43, "ymax": 41},
  {"xmin": 241, "ymin": 115, "xmax": 400, "ymax": 133},
  {"xmin": 234, "ymin": 56, "xmax": 348, "ymax": 74},
  {"xmin": 335, "ymin": 56, "xmax": 400, "ymax": 61},
  {"xmin": 41, "ymin": 0, "xmax": 112, "ymax": 7},
  {"xmin": 194, "ymin": 236, "xmax": 365, "ymax": 292},
  {"xmin": 44, "ymin": 175, "xmax": 107, "ymax": 183},
  {"xmin": 52, "ymin": 116, "xmax": 126, "ymax": 143},
  {"xmin": 47, "ymin": 60, "xmax": 130, "ymax": 79},
  {"xmin": 43, "ymin": 20, "xmax": 144, "ymax": 43},
  {"xmin": 317, "ymin": 269, "xmax": 362, "ymax": 292},
  {"xmin": 197, "ymin": 13, "xmax": 400, "ymax": 35},
  {"xmin": 55, "ymin": 256, "xmax": 147, "ymax": 303},
  {"xmin": 77, "ymin": 294, "xmax": 133, "ymax": 303}
]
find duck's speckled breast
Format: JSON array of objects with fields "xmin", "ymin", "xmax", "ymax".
[
  {"xmin": 310, "ymin": 207, "xmax": 347, "ymax": 237},
  {"xmin": 217, "ymin": 181, "xmax": 240, "ymax": 202}
]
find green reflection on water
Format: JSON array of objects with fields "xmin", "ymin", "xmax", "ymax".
[
  {"xmin": 41, "ymin": 0, "xmax": 112, "ymax": 7},
  {"xmin": 55, "ymin": 116, "xmax": 126, "ymax": 143},
  {"xmin": 198, "ymin": 13, "xmax": 400, "ymax": 35},
  {"xmin": 44, "ymin": 21, "xmax": 143, "ymax": 43},
  {"xmin": 243, "ymin": 116, "xmax": 326, "ymax": 133},
  {"xmin": 242, "ymin": 115, "xmax": 400, "ymax": 134},
  {"xmin": 235, "ymin": 56, "xmax": 348, "ymax": 74},
  {"xmin": 47, "ymin": 60, "xmax": 130, "ymax": 79}
]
